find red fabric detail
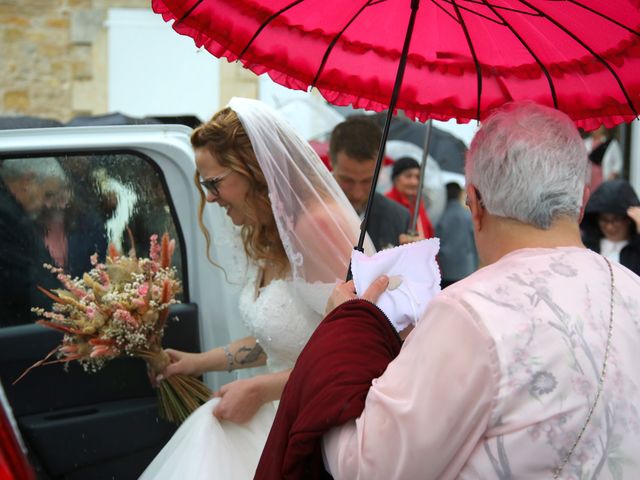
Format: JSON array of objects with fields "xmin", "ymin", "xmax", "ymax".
[
  {"xmin": 254, "ymin": 300, "xmax": 401, "ymax": 480},
  {"xmin": 0, "ymin": 401, "xmax": 35, "ymax": 480},
  {"xmin": 308, "ymin": 140, "xmax": 332, "ymax": 171},
  {"xmin": 386, "ymin": 186, "xmax": 434, "ymax": 238},
  {"xmin": 151, "ymin": 0, "xmax": 640, "ymax": 131}
]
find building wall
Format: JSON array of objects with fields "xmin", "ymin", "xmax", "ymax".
[{"xmin": 0, "ymin": 0, "xmax": 257, "ymax": 122}]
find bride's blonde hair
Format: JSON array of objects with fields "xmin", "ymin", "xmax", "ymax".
[{"xmin": 191, "ymin": 107, "xmax": 288, "ymax": 274}]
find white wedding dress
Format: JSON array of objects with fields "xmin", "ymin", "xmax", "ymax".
[{"xmin": 139, "ymin": 262, "xmax": 322, "ymax": 479}]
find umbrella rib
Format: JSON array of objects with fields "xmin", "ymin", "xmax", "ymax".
[
  {"xmin": 450, "ymin": 0, "xmax": 484, "ymax": 120},
  {"xmin": 238, "ymin": 0, "xmax": 306, "ymax": 61},
  {"xmin": 518, "ymin": 0, "xmax": 640, "ymax": 120},
  {"xmin": 569, "ymin": 0, "xmax": 640, "ymax": 37},
  {"xmin": 175, "ymin": 0, "xmax": 204, "ymax": 26},
  {"xmin": 441, "ymin": 0, "xmax": 504, "ymax": 25},
  {"xmin": 311, "ymin": 0, "xmax": 375, "ymax": 88},
  {"xmin": 432, "ymin": 0, "xmax": 461, "ymax": 24},
  {"xmin": 481, "ymin": 0, "xmax": 558, "ymax": 109},
  {"xmin": 463, "ymin": 0, "xmax": 539, "ymax": 16}
]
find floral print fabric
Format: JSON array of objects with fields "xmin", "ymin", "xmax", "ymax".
[{"xmin": 323, "ymin": 247, "xmax": 640, "ymax": 479}]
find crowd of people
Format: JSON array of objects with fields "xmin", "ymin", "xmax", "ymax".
[{"xmin": 2, "ymin": 98, "xmax": 640, "ymax": 478}]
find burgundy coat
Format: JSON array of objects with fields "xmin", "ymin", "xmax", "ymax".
[{"xmin": 254, "ymin": 299, "xmax": 402, "ymax": 480}]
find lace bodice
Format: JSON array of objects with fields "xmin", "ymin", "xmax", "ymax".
[{"xmin": 238, "ymin": 262, "xmax": 322, "ymax": 372}]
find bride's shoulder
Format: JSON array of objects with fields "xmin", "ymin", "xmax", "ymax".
[{"xmin": 294, "ymin": 199, "xmax": 355, "ymax": 237}]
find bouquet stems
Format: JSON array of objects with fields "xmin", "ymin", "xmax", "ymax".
[{"xmin": 138, "ymin": 348, "xmax": 212, "ymax": 424}]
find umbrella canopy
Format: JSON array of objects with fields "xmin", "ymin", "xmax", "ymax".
[
  {"xmin": 153, "ymin": 0, "xmax": 640, "ymax": 130},
  {"xmin": 153, "ymin": 0, "xmax": 640, "ymax": 252}
]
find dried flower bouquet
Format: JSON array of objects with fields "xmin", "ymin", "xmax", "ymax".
[{"xmin": 16, "ymin": 233, "xmax": 211, "ymax": 424}]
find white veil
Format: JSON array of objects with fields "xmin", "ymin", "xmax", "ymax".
[{"xmin": 229, "ymin": 97, "xmax": 375, "ymax": 313}]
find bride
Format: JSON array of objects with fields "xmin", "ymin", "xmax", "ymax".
[{"xmin": 139, "ymin": 97, "xmax": 373, "ymax": 479}]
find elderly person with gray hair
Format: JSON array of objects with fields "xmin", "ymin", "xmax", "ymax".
[
  {"xmin": 0, "ymin": 157, "xmax": 67, "ymax": 326},
  {"xmin": 294, "ymin": 102, "xmax": 640, "ymax": 479}
]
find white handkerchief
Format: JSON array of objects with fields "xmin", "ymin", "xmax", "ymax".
[{"xmin": 351, "ymin": 238, "xmax": 441, "ymax": 332}]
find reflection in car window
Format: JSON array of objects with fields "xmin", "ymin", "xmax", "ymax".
[{"xmin": 0, "ymin": 153, "xmax": 184, "ymax": 328}]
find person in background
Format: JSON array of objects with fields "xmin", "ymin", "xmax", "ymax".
[
  {"xmin": 329, "ymin": 117, "xmax": 410, "ymax": 250},
  {"xmin": 36, "ymin": 180, "xmax": 71, "ymax": 269},
  {"xmin": 58, "ymin": 156, "xmax": 110, "ymax": 276},
  {"xmin": 385, "ymin": 156, "xmax": 434, "ymax": 243},
  {"xmin": 0, "ymin": 157, "xmax": 63, "ymax": 326},
  {"xmin": 435, "ymin": 179, "xmax": 478, "ymax": 287},
  {"xmin": 584, "ymin": 126, "xmax": 623, "ymax": 191},
  {"xmin": 32, "ymin": 156, "xmax": 111, "ymax": 279},
  {"xmin": 580, "ymin": 178, "xmax": 640, "ymax": 276},
  {"xmin": 318, "ymin": 102, "xmax": 640, "ymax": 478}
]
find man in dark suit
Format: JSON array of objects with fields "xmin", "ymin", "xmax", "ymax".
[
  {"xmin": 329, "ymin": 117, "xmax": 410, "ymax": 251},
  {"xmin": 0, "ymin": 158, "xmax": 64, "ymax": 326}
]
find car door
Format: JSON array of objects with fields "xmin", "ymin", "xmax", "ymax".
[{"xmin": 0, "ymin": 125, "xmax": 243, "ymax": 480}]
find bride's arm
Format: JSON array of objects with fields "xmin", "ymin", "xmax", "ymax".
[
  {"xmin": 212, "ymin": 369, "xmax": 291, "ymax": 423},
  {"xmin": 160, "ymin": 336, "xmax": 267, "ymax": 379},
  {"xmin": 253, "ymin": 369, "xmax": 291, "ymax": 402}
]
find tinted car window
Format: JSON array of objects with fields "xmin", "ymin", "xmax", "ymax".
[{"xmin": 0, "ymin": 153, "xmax": 184, "ymax": 328}]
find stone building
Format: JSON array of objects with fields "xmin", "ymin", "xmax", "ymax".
[{"xmin": 0, "ymin": 0, "xmax": 259, "ymax": 122}]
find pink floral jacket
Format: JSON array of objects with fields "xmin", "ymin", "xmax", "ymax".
[{"xmin": 324, "ymin": 247, "xmax": 640, "ymax": 479}]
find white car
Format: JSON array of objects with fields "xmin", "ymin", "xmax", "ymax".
[{"xmin": 0, "ymin": 125, "xmax": 248, "ymax": 478}]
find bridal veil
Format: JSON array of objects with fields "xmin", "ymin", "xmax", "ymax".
[{"xmin": 228, "ymin": 97, "xmax": 375, "ymax": 313}]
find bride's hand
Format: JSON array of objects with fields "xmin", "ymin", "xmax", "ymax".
[
  {"xmin": 156, "ymin": 349, "xmax": 204, "ymax": 382},
  {"xmin": 211, "ymin": 377, "xmax": 266, "ymax": 424}
]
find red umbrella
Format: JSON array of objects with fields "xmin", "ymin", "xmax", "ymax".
[{"xmin": 152, "ymin": 0, "xmax": 640, "ymax": 249}]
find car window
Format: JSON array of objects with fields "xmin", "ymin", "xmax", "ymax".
[{"xmin": 0, "ymin": 152, "xmax": 185, "ymax": 328}]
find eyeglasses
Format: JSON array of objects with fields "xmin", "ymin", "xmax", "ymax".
[
  {"xmin": 464, "ymin": 185, "xmax": 485, "ymax": 208},
  {"xmin": 598, "ymin": 215, "xmax": 627, "ymax": 226},
  {"xmin": 199, "ymin": 170, "xmax": 233, "ymax": 197}
]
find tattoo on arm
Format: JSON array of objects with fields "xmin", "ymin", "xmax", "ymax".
[{"xmin": 235, "ymin": 343, "xmax": 266, "ymax": 365}]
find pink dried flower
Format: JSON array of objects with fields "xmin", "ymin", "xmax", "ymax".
[
  {"xmin": 137, "ymin": 283, "xmax": 149, "ymax": 297},
  {"xmin": 90, "ymin": 345, "xmax": 116, "ymax": 358},
  {"xmin": 114, "ymin": 308, "xmax": 138, "ymax": 327},
  {"xmin": 60, "ymin": 345, "xmax": 79, "ymax": 355},
  {"xmin": 132, "ymin": 298, "xmax": 147, "ymax": 309},
  {"xmin": 149, "ymin": 234, "xmax": 160, "ymax": 262}
]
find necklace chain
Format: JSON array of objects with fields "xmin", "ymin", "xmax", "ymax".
[{"xmin": 552, "ymin": 257, "xmax": 615, "ymax": 478}]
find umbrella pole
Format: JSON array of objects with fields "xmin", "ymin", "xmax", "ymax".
[
  {"xmin": 355, "ymin": 0, "xmax": 420, "ymax": 254},
  {"xmin": 408, "ymin": 119, "xmax": 433, "ymax": 235}
]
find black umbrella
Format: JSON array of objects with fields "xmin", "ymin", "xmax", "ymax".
[
  {"xmin": 66, "ymin": 112, "xmax": 163, "ymax": 127},
  {"xmin": 0, "ymin": 116, "xmax": 63, "ymax": 130},
  {"xmin": 372, "ymin": 112, "xmax": 467, "ymax": 175},
  {"xmin": 148, "ymin": 115, "xmax": 203, "ymax": 129}
]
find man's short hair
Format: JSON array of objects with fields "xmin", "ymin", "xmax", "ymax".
[
  {"xmin": 329, "ymin": 116, "xmax": 382, "ymax": 165},
  {"xmin": 446, "ymin": 182, "xmax": 463, "ymax": 201}
]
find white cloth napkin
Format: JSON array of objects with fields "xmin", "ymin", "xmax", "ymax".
[{"xmin": 351, "ymin": 238, "xmax": 441, "ymax": 332}]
